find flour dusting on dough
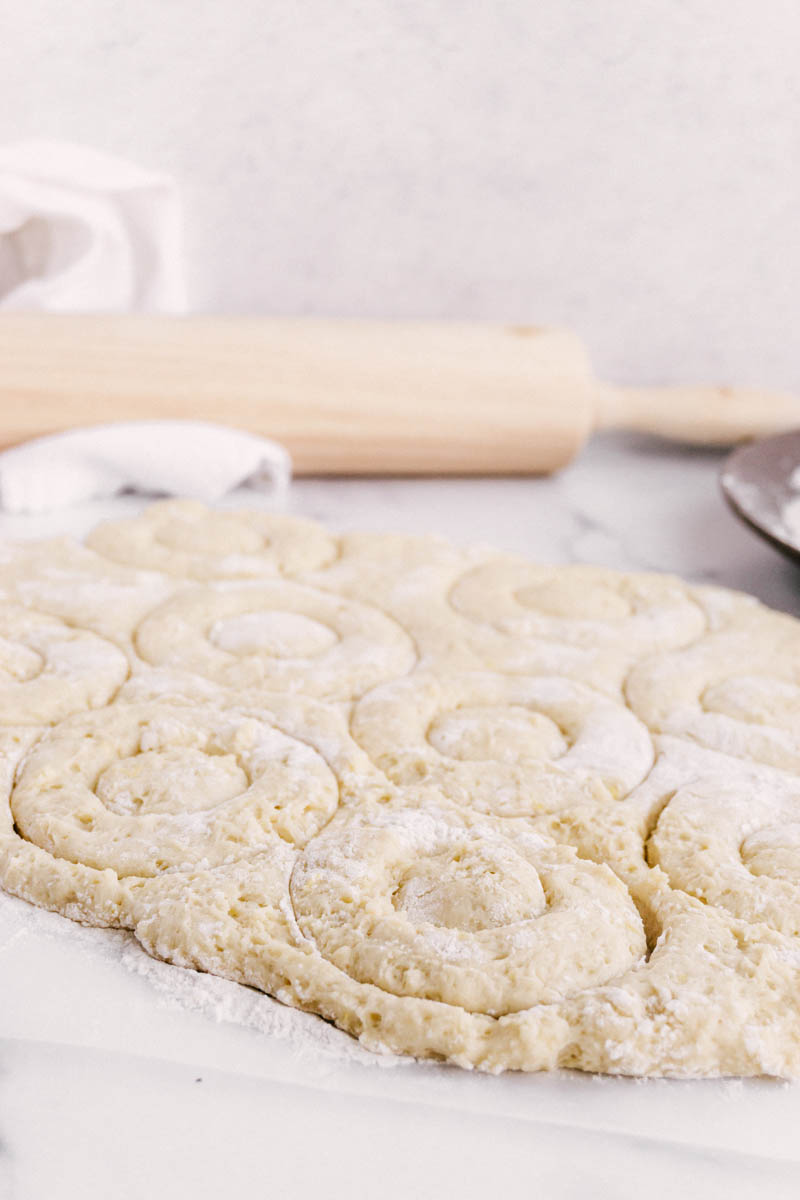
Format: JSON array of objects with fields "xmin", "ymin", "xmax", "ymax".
[{"xmin": 1, "ymin": 500, "xmax": 799, "ymax": 1078}]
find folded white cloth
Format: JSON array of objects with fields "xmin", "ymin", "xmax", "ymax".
[
  {"xmin": 0, "ymin": 422, "xmax": 292, "ymax": 514},
  {"xmin": 0, "ymin": 141, "xmax": 186, "ymax": 312}
]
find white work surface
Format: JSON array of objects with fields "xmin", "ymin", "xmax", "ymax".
[{"xmin": 2, "ymin": 432, "xmax": 800, "ymax": 1199}]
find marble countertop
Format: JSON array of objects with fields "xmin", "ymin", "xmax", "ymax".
[{"xmin": 2, "ymin": 432, "xmax": 800, "ymax": 1199}]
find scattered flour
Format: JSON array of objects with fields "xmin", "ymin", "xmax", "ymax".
[
  {"xmin": 0, "ymin": 890, "xmax": 402, "ymax": 1069},
  {"xmin": 118, "ymin": 936, "xmax": 405, "ymax": 1069}
]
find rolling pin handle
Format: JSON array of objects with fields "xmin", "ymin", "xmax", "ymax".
[{"xmin": 594, "ymin": 382, "xmax": 800, "ymax": 446}]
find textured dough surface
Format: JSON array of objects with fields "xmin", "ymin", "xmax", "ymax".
[
  {"xmin": 134, "ymin": 579, "xmax": 415, "ymax": 700},
  {"xmin": 86, "ymin": 498, "xmax": 338, "ymax": 579},
  {"xmin": 2, "ymin": 501, "xmax": 800, "ymax": 1078}
]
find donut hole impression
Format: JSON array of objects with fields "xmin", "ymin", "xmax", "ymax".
[
  {"xmin": 515, "ymin": 578, "xmax": 631, "ymax": 621},
  {"xmin": 392, "ymin": 847, "xmax": 547, "ymax": 933},
  {"xmin": 426, "ymin": 704, "xmax": 568, "ymax": 764},
  {"xmin": 96, "ymin": 747, "xmax": 249, "ymax": 815},
  {"xmin": 208, "ymin": 611, "xmax": 338, "ymax": 659}
]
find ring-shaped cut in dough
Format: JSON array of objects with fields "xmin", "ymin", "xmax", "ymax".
[
  {"xmin": 87, "ymin": 499, "xmax": 339, "ymax": 580},
  {"xmin": 309, "ymin": 534, "xmax": 627, "ymax": 692},
  {"xmin": 448, "ymin": 561, "xmax": 706, "ymax": 660},
  {"xmin": 134, "ymin": 582, "xmax": 416, "ymax": 701},
  {"xmin": 0, "ymin": 726, "xmax": 130, "ymax": 927},
  {"xmin": 125, "ymin": 847, "xmax": 572, "ymax": 1071},
  {"xmin": 290, "ymin": 799, "xmax": 646, "ymax": 1017},
  {"xmin": 0, "ymin": 537, "xmax": 175, "ymax": 651},
  {"xmin": 626, "ymin": 596, "xmax": 800, "ymax": 771},
  {"xmin": 558, "ymin": 873, "xmax": 800, "ymax": 1078},
  {"xmin": 0, "ymin": 604, "xmax": 129, "ymax": 725},
  {"xmin": 10, "ymin": 696, "xmax": 381, "ymax": 877},
  {"xmin": 646, "ymin": 770, "xmax": 800, "ymax": 936},
  {"xmin": 351, "ymin": 672, "xmax": 654, "ymax": 816}
]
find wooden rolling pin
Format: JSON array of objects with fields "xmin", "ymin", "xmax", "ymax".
[{"xmin": 0, "ymin": 314, "xmax": 797, "ymax": 474}]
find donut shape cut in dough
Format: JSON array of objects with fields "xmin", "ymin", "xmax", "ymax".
[
  {"xmin": 125, "ymin": 841, "xmax": 573, "ymax": 1071},
  {"xmin": 626, "ymin": 593, "xmax": 800, "ymax": 771},
  {"xmin": 646, "ymin": 766, "xmax": 800, "ymax": 936},
  {"xmin": 557, "ymin": 873, "xmax": 800, "ymax": 1077},
  {"xmin": 448, "ymin": 560, "xmax": 706, "ymax": 662},
  {"xmin": 0, "ymin": 536, "xmax": 174, "ymax": 651},
  {"xmin": 290, "ymin": 798, "xmax": 647, "ymax": 1016},
  {"xmin": 133, "ymin": 582, "xmax": 416, "ymax": 701},
  {"xmin": 10, "ymin": 696, "xmax": 380, "ymax": 877},
  {"xmin": 309, "ymin": 533, "xmax": 626, "ymax": 692},
  {"xmin": 351, "ymin": 672, "xmax": 654, "ymax": 816},
  {"xmin": 87, "ymin": 499, "xmax": 338, "ymax": 580},
  {"xmin": 0, "ymin": 725, "xmax": 131, "ymax": 927},
  {"xmin": 124, "ymin": 802, "xmax": 800, "ymax": 1075},
  {"xmin": 0, "ymin": 603, "xmax": 129, "ymax": 725}
]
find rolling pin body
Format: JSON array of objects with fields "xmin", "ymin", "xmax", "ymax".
[{"xmin": 0, "ymin": 315, "xmax": 795, "ymax": 473}]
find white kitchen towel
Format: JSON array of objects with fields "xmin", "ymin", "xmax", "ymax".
[
  {"xmin": 0, "ymin": 141, "xmax": 186, "ymax": 312},
  {"xmin": 0, "ymin": 421, "xmax": 292, "ymax": 514}
]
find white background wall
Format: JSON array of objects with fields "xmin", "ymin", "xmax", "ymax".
[{"xmin": 1, "ymin": 0, "xmax": 798, "ymax": 389}]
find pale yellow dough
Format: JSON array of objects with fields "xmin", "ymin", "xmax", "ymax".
[
  {"xmin": 86, "ymin": 498, "xmax": 338, "ymax": 579},
  {"xmin": 133, "ymin": 581, "xmax": 416, "ymax": 701},
  {"xmin": 0, "ymin": 603, "xmax": 129, "ymax": 723},
  {"xmin": 1, "ymin": 502, "xmax": 800, "ymax": 1078}
]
